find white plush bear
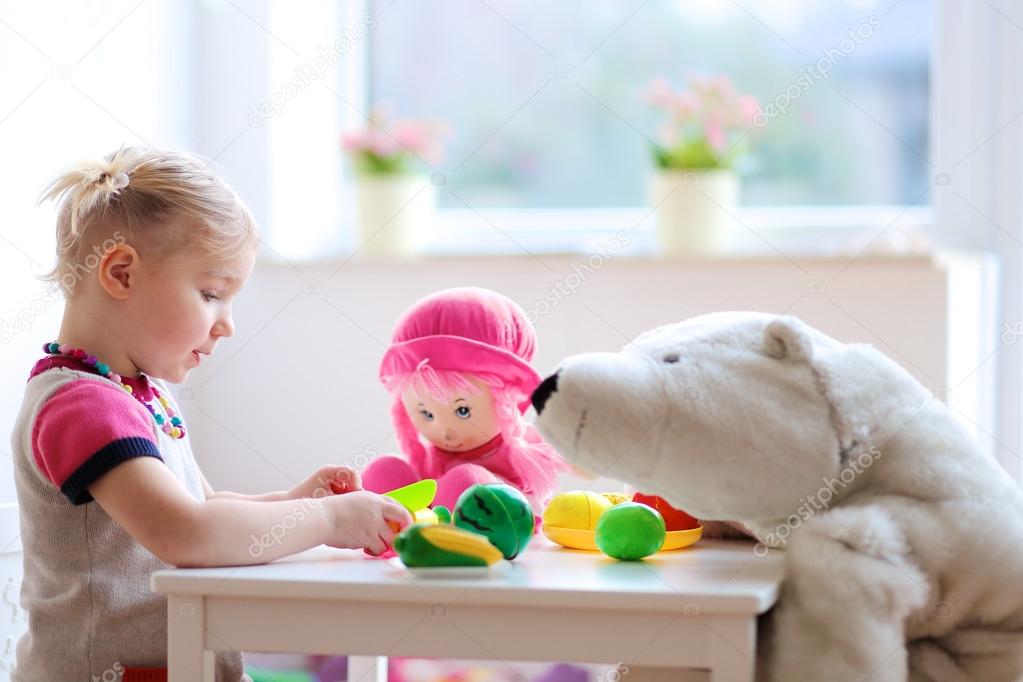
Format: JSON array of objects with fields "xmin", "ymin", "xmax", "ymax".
[{"xmin": 532, "ymin": 311, "xmax": 1023, "ymax": 681}]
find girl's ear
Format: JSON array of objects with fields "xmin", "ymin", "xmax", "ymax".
[{"xmin": 98, "ymin": 243, "xmax": 141, "ymax": 300}]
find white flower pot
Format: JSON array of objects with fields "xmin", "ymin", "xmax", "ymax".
[
  {"xmin": 649, "ymin": 169, "xmax": 740, "ymax": 255},
  {"xmin": 354, "ymin": 174, "xmax": 436, "ymax": 258}
]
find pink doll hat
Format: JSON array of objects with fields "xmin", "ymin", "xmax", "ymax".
[{"xmin": 378, "ymin": 287, "xmax": 541, "ymax": 412}]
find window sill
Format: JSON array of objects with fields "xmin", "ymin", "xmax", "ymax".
[
  {"xmin": 259, "ymin": 205, "xmax": 936, "ymax": 264},
  {"xmin": 424, "ymin": 205, "xmax": 935, "ymax": 257}
]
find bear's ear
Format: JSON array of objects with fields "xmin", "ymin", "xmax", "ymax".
[{"xmin": 763, "ymin": 315, "xmax": 815, "ymax": 362}]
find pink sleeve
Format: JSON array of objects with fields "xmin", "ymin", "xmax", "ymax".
[{"xmin": 32, "ymin": 380, "xmax": 162, "ymax": 505}]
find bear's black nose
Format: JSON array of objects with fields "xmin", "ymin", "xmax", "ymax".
[{"xmin": 531, "ymin": 371, "xmax": 559, "ymax": 415}]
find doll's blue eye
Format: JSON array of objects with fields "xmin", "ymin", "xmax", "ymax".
[
  {"xmin": 455, "ymin": 406, "xmax": 471, "ymax": 419},
  {"xmin": 419, "ymin": 410, "xmax": 434, "ymax": 421}
]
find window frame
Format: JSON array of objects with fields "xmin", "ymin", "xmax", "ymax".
[
  {"xmin": 255, "ymin": 0, "xmax": 1022, "ymax": 478},
  {"xmin": 357, "ymin": 0, "xmax": 937, "ymax": 253}
]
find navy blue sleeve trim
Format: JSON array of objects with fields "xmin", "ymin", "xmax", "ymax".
[{"xmin": 61, "ymin": 436, "xmax": 163, "ymax": 505}]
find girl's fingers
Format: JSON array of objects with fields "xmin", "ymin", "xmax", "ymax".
[
  {"xmin": 366, "ymin": 535, "xmax": 387, "ymax": 556},
  {"xmin": 382, "ymin": 500, "xmax": 413, "ymax": 529},
  {"xmin": 380, "ymin": 522, "xmax": 398, "ymax": 547},
  {"xmin": 343, "ymin": 468, "xmax": 363, "ymax": 491},
  {"xmin": 327, "ymin": 467, "xmax": 360, "ymax": 494}
]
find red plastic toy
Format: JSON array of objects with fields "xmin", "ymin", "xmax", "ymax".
[{"xmin": 631, "ymin": 492, "xmax": 699, "ymax": 531}]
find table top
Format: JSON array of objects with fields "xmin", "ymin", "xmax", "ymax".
[{"xmin": 153, "ymin": 538, "xmax": 783, "ymax": 616}]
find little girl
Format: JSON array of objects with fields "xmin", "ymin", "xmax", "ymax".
[
  {"xmin": 363, "ymin": 287, "xmax": 567, "ymax": 513},
  {"xmin": 10, "ymin": 147, "xmax": 411, "ymax": 682}
]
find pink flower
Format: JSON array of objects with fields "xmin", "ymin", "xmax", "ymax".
[
  {"xmin": 341, "ymin": 109, "xmax": 449, "ymax": 168},
  {"xmin": 341, "ymin": 130, "xmax": 369, "ymax": 152},
  {"xmin": 708, "ymin": 74, "xmax": 735, "ymax": 98},
  {"xmin": 736, "ymin": 95, "xmax": 760, "ymax": 125},
  {"xmin": 643, "ymin": 73, "xmax": 759, "ymax": 164},
  {"xmin": 393, "ymin": 122, "xmax": 427, "ymax": 151},
  {"xmin": 645, "ymin": 77, "xmax": 676, "ymax": 109},
  {"xmin": 369, "ymin": 132, "xmax": 400, "ymax": 158},
  {"xmin": 672, "ymin": 91, "xmax": 700, "ymax": 121},
  {"xmin": 686, "ymin": 71, "xmax": 712, "ymax": 95},
  {"xmin": 704, "ymin": 119, "xmax": 726, "ymax": 152}
]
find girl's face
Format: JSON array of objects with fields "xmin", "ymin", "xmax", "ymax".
[
  {"xmin": 127, "ymin": 243, "xmax": 256, "ymax": 383},
  {"xmin": 402, "ymin": 376, "xmax": 501, "ymax": 452}
]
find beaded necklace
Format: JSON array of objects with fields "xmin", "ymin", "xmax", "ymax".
[{"xmin": 43, "ymin": 342, "xmax": 186, "ymax": 439}]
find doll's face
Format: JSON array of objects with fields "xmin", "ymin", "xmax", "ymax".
[{"xmin": 403, "ymin": 377, "xmax": 501, "ymax": 452}]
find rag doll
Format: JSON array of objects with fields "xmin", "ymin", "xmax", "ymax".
[{"xmin": 362, "ymin": 287, "xmax": 566, "ymax": 513}]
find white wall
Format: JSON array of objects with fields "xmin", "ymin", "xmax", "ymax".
[{"xmin": 179, "ymin": 252, "xmax": 991, "ymax": 496}]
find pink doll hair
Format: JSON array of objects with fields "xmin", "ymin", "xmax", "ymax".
[{"xmin": 384, "ymin": 358, "xmax": 564, "ymax": 500}]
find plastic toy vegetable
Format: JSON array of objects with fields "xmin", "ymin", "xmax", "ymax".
[{"xmin": 394, "ymin": 523, "xmax": 503, "ymax": 567}]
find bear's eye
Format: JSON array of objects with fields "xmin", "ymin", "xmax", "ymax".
[{"xmin": 663, "ymin": 353, "xmax": 680, "ymax": 364}]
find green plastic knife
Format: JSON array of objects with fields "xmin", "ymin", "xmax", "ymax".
[{"xmin": 383, "ymin": 479, "xmax": 437, "ymax": 512}]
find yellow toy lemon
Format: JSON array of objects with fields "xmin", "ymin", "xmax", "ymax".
[
  {"xmin": 543, "ymin": 490, "xmax": 704, "ymax": 552},
  {"xmin": 543, "ymin": 490, "xmax": 613, "ymax": 531}
]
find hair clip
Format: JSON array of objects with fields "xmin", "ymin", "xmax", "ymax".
[{"xmin": 109, "ymin": 171, "xmax": 130, "ymax": 190}]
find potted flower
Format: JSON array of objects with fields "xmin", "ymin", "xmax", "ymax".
[
  {"xmin": 645, "ymin": 74, "xmax": 759, "ymax": 254},
  {"xmin": 341, "ymin": 110, "xmax": 448, "ymax": 257}
]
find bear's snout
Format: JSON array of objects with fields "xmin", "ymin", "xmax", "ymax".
[{"xmin": 531, "ymin": 371, "xmax": 559, "ymax": 414}]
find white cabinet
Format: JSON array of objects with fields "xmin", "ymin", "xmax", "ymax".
[{"xmin": 0, "ymin": 504, "xmax": 24, "ymax": 682}]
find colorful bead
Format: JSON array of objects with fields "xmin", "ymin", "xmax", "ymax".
[{"xmin": 44, "ymin": 341, "xmax": 186, "ymax": 440}]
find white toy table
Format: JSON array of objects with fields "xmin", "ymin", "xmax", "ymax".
[{"xmin": 151, "ymin": 539, "xmax": 784, "ymax": 682}]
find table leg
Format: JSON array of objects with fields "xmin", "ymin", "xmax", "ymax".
[
  {"xmin": 708, "ymin": 615, "xmax": 756, "ymax": 682},
  {"xmin": 348, "ymin": 655, "xmax": 388, "ymax": 682},
  {"xmin": 167, "ymin": 595, "xmax": 215, "ymax": 682}
]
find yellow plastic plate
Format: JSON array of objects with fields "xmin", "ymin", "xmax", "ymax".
[{"xmin": 543, "ymin": 525, "xmax": 703, "ymax": 552}]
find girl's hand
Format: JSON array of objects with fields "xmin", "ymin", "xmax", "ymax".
[
  {"xmin": 288, "ymin": 465, "xmax": 362, "ymax": 500},
  {"xmin": 325, "ymin": 491, "xmax": 413, "ymax": 555}
]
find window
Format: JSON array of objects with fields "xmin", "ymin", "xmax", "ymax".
[
  {"xmin": 370, "ymin": 0, "xmax": 933, "ymax": 209},
  {"xmin": 0, "ymin": 1, "xmax": 191, "ymax": 502}
]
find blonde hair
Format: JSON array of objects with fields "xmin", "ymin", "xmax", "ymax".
[{"xmin": 40, "ymin": 146, "xmax": 257, "ymax": 296}]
